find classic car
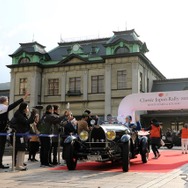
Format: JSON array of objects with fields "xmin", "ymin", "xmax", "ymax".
[{"xmin": 63, "ymin": 122, "xmax": 149, "ymax": 172}]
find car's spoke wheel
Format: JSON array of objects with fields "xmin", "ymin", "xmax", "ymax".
[
  {"xmin": 64, "ymin": 143, "xmax": 77, "ymax": 170},
  {"xmin": 141, "ymin": 152, "xmax": 149, "ymax": 163},
  {"xmin": 122, "ymin": 141, "xmax": 130, "ymax": 172},
  {"xmin": 141, "ymin": 143, "xmax": 149, "ymax": 163}
]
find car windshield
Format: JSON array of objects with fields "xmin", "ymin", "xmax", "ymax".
[{"xmin": 105, "ymin": 116, "xmax": 118, "ymax": 124}]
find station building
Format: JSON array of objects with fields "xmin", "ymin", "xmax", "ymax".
[
  {"xmin": 6, "ymin": 29, "xmax": 188, "ymax": 130},
  {"xmin": 7, "ymin": 29, "xmax": 165, "ymax": 120}
]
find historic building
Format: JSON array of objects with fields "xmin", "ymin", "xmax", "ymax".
[{"xmin": 7, "ymin": 29, "xmax": 165, "ymax": 119}]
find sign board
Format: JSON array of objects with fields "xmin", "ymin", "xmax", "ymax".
[{"xmin": 118, "ymin": 90, "xmax": 188, "ymax": 123}]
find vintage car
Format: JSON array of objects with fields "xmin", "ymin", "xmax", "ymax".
[{"xmin": 63, "ymin": 122, "xmax": 149, "ymax": 172}]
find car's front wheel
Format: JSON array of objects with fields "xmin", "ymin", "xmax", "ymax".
[
  {"xmin": 140, "ymin": 136, "xmax": 149, "ymax": 163},
  {"xmin": 64, "ymin": 143, "xmax": 77, "ymax": 170},
  {"xmin": 122, "ymin": 141, "xmax": 130, "ymax": 172},
  {"xmin": 141, "ymin": 152, "xmax": 149, "ymax": 163}
]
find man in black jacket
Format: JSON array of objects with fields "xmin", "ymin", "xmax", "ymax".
[
  {"xmin": 49, "ymin": 105, "xmax": 60, "ymax": 165},
  {"xmin": 39, "ymin": 105, "xmax": 66, "ymax": 167},
  {"xmin": 0, "ymin": 92, "xmax": 29, "ymax": 169}
]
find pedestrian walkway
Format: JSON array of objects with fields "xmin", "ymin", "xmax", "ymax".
[{"xmin": 0, "ymin": 149, "xmax": 188, "ymax": 188}]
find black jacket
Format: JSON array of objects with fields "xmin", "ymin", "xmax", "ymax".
[
  {"xmin": 39, "ymin": 112, "xmax": 66, "ymax": 134},
  {"xmin": 13, "ymin": 109, "xmax": 36, "ymax": 151},
  {"xmin": 52, "ymin": 112, "xmax": 60, "ymax": 142},
  {"xmin": 0, "ymin": 98, "xmax": 23, "ymax": 132},
  {"xmin": 64, "ymin": 121, "xmax": 77, "ymax": 135},
  {"xmin": 13, "ymin": 110, "xmax": 36, "ymax": 133}
]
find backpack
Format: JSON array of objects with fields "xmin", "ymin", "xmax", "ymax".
[
  {"xmin": 37, "ymin": 116, "xmax": 45, "ymax": 133},
  {"xmin": 37, "ymin": 115, "xmax": 50, "ymax": 134}
]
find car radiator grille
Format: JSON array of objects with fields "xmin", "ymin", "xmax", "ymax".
[{"xmin": 89, "ymin": 127, "xmax": 106, "ymax": 148}]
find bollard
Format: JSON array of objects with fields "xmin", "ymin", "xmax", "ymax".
[
  {"xmin": 57, "ymin": 133, "xmax": 61, "ymax": 164},
  {"xmin": 12, "ymin": 132, "xmax": 16, "ymax": 171}
]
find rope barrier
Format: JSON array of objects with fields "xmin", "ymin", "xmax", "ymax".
[
  {"xmin": 0, "ymin": 132, "xmax": 73, "ymax": 171},
  {"xmin": 0, "ymin": 132, "xmax": 70, "ymax": 138}
]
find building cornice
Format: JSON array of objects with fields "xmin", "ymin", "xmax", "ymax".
[{"xmin": 102, "ymin": 52, "xmax": 166, "ymax": 79}]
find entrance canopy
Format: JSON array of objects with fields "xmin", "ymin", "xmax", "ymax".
[{"xmin": 118, "ymin": 90, "xmax": 188, "ymax": 123}]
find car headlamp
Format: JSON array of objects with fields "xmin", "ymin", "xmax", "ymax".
[
  {"xmin": 106, "ymin": 130, "xmax": 116, "ymax": 141},
  {"xmin": 79, "ymin": 131, "xmax": 89, "ymax": 141}
]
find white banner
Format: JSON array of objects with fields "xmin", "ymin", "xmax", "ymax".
[{"xmin": 118, "ymin": 90, "xmax": 188, "ymax": 123}]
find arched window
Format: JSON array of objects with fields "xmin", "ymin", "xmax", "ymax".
[
  {"xmin": 39, "ymin": 58, "xmax": 44, "ymax": 63},
  {"xmin": 19, "ymin": 57, "xmax": 30, "ymax": 64},
  {"xmin": 115, "ymin": 46, "xmax": 130, "ymax": 54}
]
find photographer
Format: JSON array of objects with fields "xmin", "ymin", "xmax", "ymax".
[{"xmin": 13, "ymin": 102, "xmax": 37, "ymax": 171}]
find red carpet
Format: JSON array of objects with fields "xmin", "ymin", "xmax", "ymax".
[{"xmin": 51, "ymin": 150, "xmax": 188, "ymax": 173}]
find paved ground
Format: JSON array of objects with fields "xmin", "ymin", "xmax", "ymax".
[{"xmin": 1, "ymin": 147, "xmax": 188, "ymax": 188}]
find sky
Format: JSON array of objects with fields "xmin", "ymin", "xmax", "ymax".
[{"xmin": 0, "ymin": 0, "xmax": 188, "ymax": 83}]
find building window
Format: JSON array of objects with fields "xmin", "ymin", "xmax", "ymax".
[
  {"xmin": 117, "ymin": 70, "xmax": 127, "ymax": 89},
  {"xmin": 69, "ymin": 77, "xmax": 81, "ymax": 93},
  {"xmin": 19, "ymin": 57, "xmax": 30, "ymax": 64},
  {"xmin": 91, "ymin": 75, "xmax": 104, "ymax": 93},
  {"xmin": 48, "ymin": 79, "xmax": 59, "ymax": 95},
  {"xmin": 115, "ymin": 47, "xmax": 129, "ymax": 54},
  {"xmin": 140, "ymin": 72, "xmax": 143, "ymax": 92},
  {"xmin": 19, "ymin": 78, "xmax": 27, "ymax": 95}
]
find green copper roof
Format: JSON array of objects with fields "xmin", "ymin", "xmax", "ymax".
[{"xmin": 10, "ymin": 29, "xmax": 149, "ymax": 65}]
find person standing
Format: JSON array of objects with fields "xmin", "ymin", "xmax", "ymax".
[
  {"xmin": 39, "ymin": 105, "xmax": 66, "ymax": 167},
  {"xmin": 77, "ymin": 113, "xmax": 89, "ymax": 134},
  {"xmin": 84, "ymin": 109, "xmax": 92, "ymax": 128},
  {"xmin": 180, "ymin": 123, "xmax": 188, "ymax": 154},
  {"xmin": 143, "ymin": 119, "xmax": 162, "ymax": 159},
  {"xmin": 13, "ymin": 102, "xmax": 37, "ymax": 170},
  {"xmin": 28, "ymin": 114, "xmax": 40, "ymax": 162},
  {"xmin": 64, "ymin": 118, "xmax": 77, "ymax": 135},
  {"xmin": 0, "ymin": 92, "xmax": 29, "ymax": 169},
  {"xmin": 49, "ymin": 105, "xmax": 60, "ymax": 165}
]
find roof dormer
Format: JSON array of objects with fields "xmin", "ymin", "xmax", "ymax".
[
  {"xmin": 105, "ymin": 29, "xmax": 149, "ymax": 55},
  {"xmin": 9, "ymin": 41, "xmax": 50, "ymax": 65}
]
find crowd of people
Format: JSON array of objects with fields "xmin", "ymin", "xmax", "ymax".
[
  {"xmin": 0, "ymin": 93, "xmax": 188, "ymax": 171},
  {"xmin": 0, "ymin": 93, "xmax": 95, "ymax": 170}
]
